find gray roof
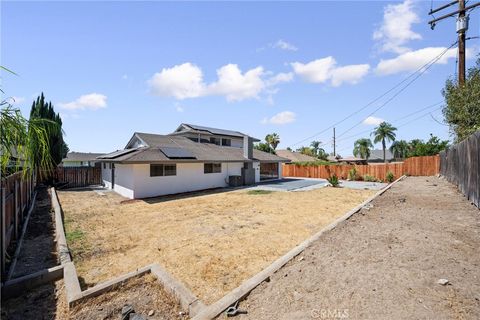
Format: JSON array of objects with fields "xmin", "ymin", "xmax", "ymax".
[
  {"xmin": 179, "ymin": 123, "xmax": 249, "ymax": 139},
  {"xmin": 276, "ymin": 150, "xmax": 317, "ymax": 162},
  {"xmin": 369, "ymin": 149, "xmax": 394, "ymax": 160},
  {"xmin": 63, "ymin": 152, "xmax": 105, "ymax": 162},
  {"xmin": 99, "ymin": 133, "xmax": 289, "ymax": 163}
]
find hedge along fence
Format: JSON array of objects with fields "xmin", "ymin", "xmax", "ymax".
[
  {"xmin": 440, "ymin": 131, "xmax": 479, "ymax": 208},
  {"xmin": 282, "ymin": 155, "xmax": 440, "ymax": 181}
]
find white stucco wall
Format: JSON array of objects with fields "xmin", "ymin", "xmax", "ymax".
[
  {"xmin": 113, "ymin": 164, "xmax": 135, "ymax": 198},
  {"xmin": 102, "ymin": 162, "xmax": 112, "ymax": 189},
  {"xmin": 132, "ymin": 162, "xmax": 243, "ymax": 198},
  {"xmin": 63, "ymin": 161, "xmax": 95, "ymax": 167},
  {"xmin": 278, "ymin": 162, "xmax": 283, "ymax": 179}
]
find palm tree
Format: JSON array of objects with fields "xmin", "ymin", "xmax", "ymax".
[
  {"xmin": 390, "ymin": 140, "xmax": 409, "ymax": 159},
  {"xmin": 372, "ymin": 122, "xmax": 397, "ymax": 163},
  {"xmin": 310, "ymin": 140, "xmax": 321, "ymax": 156},
  {"xmin": 1, "ymin": 104, "xmax": 55, "ymax": 177},
  {"xmin": 265, "ymin": 133, "xmax": 280, "ymax": 151},
  {"xmin": 353, "ymin": 138, "xmax": 373, "ymax": 160}
]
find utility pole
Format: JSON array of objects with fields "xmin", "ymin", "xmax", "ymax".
[
  {"xmin": 428, "ymin": 1, "xmax": 480, "ymax": 86},
  {"xmin": 332, "ymin": 127, "xmax": 336, "ymax": 157}
]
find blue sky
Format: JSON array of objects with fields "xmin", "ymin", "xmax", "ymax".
[{"xmin": 2, "ymin": 1, "xmax": 479, "ymax": 155}]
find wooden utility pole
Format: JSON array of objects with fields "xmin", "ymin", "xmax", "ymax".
[
  {"xmin": 428, "ymin": 1, "xmax": 480, "ymax": 86},
  {"xmin": 333, "ymin": 127, "xmax": 336, "ymax": 157}
]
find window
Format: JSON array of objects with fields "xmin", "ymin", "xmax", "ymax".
[
  {"xmin": 210, "ymin": 137, "xmax": 221, "ymax": 145},
  {"xmin": 150, "ymin": 164, "xmax": 177, "ymax": 177},
  {"xmin": 204, "ymin": 163, "xmax": 222, "ymax": 174},
  {"xmin": 222, "ymin": 138, "xmax": 231, "ymax": 146},
  {"xmin": 103, "ymin": 163, "xmax": 106, "ymax": 169}
]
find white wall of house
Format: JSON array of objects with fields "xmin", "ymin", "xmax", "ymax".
[
  {"xmin": 102, "ymin": 163, "xmax": 112, "ymax": 188},
  {"xmin": 62, "ymin": 161, "xmax": 95, "ymax": 167},
  {"xmin": 102, "ymin": 161, "xmax": 245, "ymax": 199},
  {"xmin": 278, "ymin": 163, "xmax": 283, "ymax": 179}
]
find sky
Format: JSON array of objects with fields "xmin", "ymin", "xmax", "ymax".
[{"xmin": 2, "ymin": 0, "xmax": 479, "ymax": 155}]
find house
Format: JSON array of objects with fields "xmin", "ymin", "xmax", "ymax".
[
  {"xmin": 336, "ymin": 156, "xmax": 368, "ymax": 165},
  {"xmin": 97, "ymin": 124, "xmax": 290, "ymax": 199},
  {"xmin": 276, "ymin": 149, "xmax": 317, "ymax": 162},
  {"xmin": 368, "ymin": 149, "xmax": 394, "ymax": 163},
  {"xmin": 61, "ymin": 152, "xmax": 105, "ymax": 167}
]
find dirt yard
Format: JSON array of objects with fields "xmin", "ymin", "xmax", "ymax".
[
  {"xmin": 57, "ymin": 186, "xmax": 374, "ymax": 304},
  {"xmin": 237, "ymin": 177, "xmax": 480, "ymax": 320}
]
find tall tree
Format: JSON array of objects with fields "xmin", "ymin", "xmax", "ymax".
[
  {"xmin": 390, "ymin": 140, "xmax": 409, "ymax": 159},
  {"xmin": 353, "ymin": 138, "xmax": 373, "ymax": 160},
  {"xmin": 372, "ymin": 122, "xmax": 397, "ymax": 163},
  {"xmin": 29, "ymin": 93, "xmax": 69, "ymax": 169},
  {"xmin": 310, "ymin": 140, "xmax": 321, "ymax": 155},
  {"xmin": 442, "ymin": 56, "xmax": 480, "ymax": 142},
  {"xmin": 265, "ymin": 133, "xmax": 280, "ymax": 151}
]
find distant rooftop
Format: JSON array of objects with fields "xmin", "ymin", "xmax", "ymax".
[{"xmin": 63, "ymin": 152, "xmax": 105, "ymax": 162}]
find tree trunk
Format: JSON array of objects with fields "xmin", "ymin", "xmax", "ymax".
[{"xmin": 382, "ymin": 139, "xmax": 386, "ymax": 163}]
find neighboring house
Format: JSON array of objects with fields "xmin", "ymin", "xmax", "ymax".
[
  {"xmin": 276, "ymin": 150, "xmax": 317, "ymax": 162},
  {"xmin": 97, "ymin": 124, "xmax": 290, "ymax": 199},
  {"xmin": 61, "ymin": 152, "xmax": 105, "ymax": 167},
  {"xmin": 336, "ymin": 156, "xmax": 368, "ymax": 165},
  {"xmin": 368, "ymin": 149, "xmax": 394, "ymax": 163}
]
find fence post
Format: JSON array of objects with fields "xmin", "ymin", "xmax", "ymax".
[
  {"xmin": 1, "ymin": 186, "xmax": 6, "ymax": 278},
  {"xmin": 13, "ymin": 180, "xmax": 18, "ymax": 240}
]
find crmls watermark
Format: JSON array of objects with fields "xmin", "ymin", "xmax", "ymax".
[{"xmin": 311, "ymin": 308, "xmax": 349, "ymax": 319}]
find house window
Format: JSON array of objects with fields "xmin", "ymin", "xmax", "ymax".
[
  {"xmin": 210, "ymin": 137, "xmax": 221, "ymax": 145},
  {"xmin": 221, "ymin": 138, "xmax": 231, "ymax": 146},
  {"xmin": 103, "ymin": 163, "xmax": 106, "ymax": 169},
  {"xmin": 150, "ymin": 164, "xmax": 177, "ymax": 177},
  {"xmin": 204, "ymin": 163, "xmax": 222, "ymax": 174}
]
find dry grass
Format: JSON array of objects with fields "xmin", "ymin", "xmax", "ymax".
[{"xmin": 58, "ymin": 187, "xmax": 374, "ymax": 304}]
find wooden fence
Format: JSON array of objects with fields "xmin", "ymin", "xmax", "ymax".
[
  {"xmin": 55, "ymin": 167, "xmax": 102, "ymax": 188},
  {"xmin": 440, "ymin": 131, "xmax": 479, "ymax": 208},
  {"xmin": 1, "ymin": 172, "xmax": 35, "ymax": 275},
  {"xmin": 282, "ymin": 155, "xmax": 440, "ymax": 181}
]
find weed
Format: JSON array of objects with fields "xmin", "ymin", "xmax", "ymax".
[
  {"xmin": 327, "ymin": 174, "xmax": 340, "ymax": 187},
  {"xmin": 386, "ymin": 171, "xmax": 395, "ymax": 183},
  {"xmin": 247, "ymin": 190, "xmax": 274, "ymax": 195},
  {"xmin": 348, "ymin": 167, "xmax": 358, "ymax": 181},
  {"xmin": 363, "ymin": 175, "xmax": 377, "ymax": 182}
]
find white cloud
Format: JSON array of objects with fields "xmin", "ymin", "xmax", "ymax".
[
  {"xmin": 122, "ymin": 74, "xmax": 128, "ymax": 80},
  {"xmin": 148, "ymin": 63, "xmax": 291, "ymax": 102},
  {"xmin": 148, "ymin": 63, "xmax": 204, "ymax": 99},
  {"xmin": 291, "ymin": 57, "xmax": 369, "ymax": 86},
  {"xmin": 262, "ymin": 111, "xmax": 296, "ymax": 125},
  {"xmin": 272, "ymin": 39, "xmax": 298, "ymax": 51},
  {"xmin": 373, "ymin": 0, "xmax": 421, "ymax": 54},
  {"xmin": 363, "ymin": 116, "xmax": 385, "ymax": 126},
  {"xmin": 174, "ymin": 103, "xmax": 184, "ymax": 112},
  {"xmin": 375, "ymin": 47, "xmax": 457, "ymax": 75},
  {"xmin": 207, "ymin": 64, "xmax": 265, "ymax": 102},
  {"xmin": 9, "ymin": 96, "xmax": 25, "ymax": 105},
  {"xmin": 59, "ymin": 93, "xmax": 107, "ymax": 110}
]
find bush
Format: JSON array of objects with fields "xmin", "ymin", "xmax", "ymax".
[
  {"xmin": 386, "ymin": 171, "xmax": 394, "ymax": 183},
  {"xmin": 363, "ymin": 175, "xmax": 377, "ymax": 182},
  {"xmin": 348, "ymin": 167, "xmax": 358, "ymax": 181},
  {"xmin": 327, "ymin": 173, "xmax": 340, "ymax": 187}
]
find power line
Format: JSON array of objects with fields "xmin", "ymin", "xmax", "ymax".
[
  {"xmin": 335, "ymin": 101, "xmax": 443, "ymax": 144},
  {"xmin": 336, "ymin": 42, "xmax": 457, "ymax": 140},
  {"xmin": 289, "ymin": 40, "xmax": 457, "ymax": 148}
]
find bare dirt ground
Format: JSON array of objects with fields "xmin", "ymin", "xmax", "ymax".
[
  {"xmin": 1, "ymin": 280, "xmax": 68, "ymax": 320},
  {"xmin": 236, "ymin": 177, "xmax": 480, "ymax": 320},
  {"xmin": 57, "ymin": 186, "xmax": 374, "ymax": 304},
  {"xmin": 69, "ymin": 274, "xmax": 187, "ymax": 320},
  {"xmin": 9, "ymin": 186, "xmax": 57, "ymax": 278}
]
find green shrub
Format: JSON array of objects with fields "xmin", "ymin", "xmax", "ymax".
[
  {"xmin": 363, "ymin": 175, "xmax": 377, "ymax": 182},
  {"xmin": 348, "ymin": 167, "xmax": 358, "ymax": 181},
  {"xmin": 247, "ymin": 190, "xmax": 274, "ymax": 195},
  {"xmin": 327, "ymin": 173, "xmax": 340, "ymax": 187},
  {"xmin": 386, "ymin": 171, "xmax": 394, "ymax": 183}
]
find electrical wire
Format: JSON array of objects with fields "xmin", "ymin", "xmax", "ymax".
[
  {"xmin": 289, "ymin": 40, "xmax": 458, "ymax": 148},
  {"xmin": 335, "ymin": 42, "xmax": 457, "ymax": 140}
]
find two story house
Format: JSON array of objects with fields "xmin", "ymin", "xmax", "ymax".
[{"xmin": 98, "ymin": 124, "xmax": 289, "ymax": 199}]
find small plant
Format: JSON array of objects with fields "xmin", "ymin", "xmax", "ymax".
[
  {"xmin": 327, "ymin": 173, "xmax": 340, "ymax": 187},
  {"xmin": 363, "ymin": 174, "xmax": 377, "ymax": 182},
  {"xmin": 348, "ymin": 167, "xmax": 358, "ymax": 181},
  {"xmin": 386, "ymin": 171, "xmax": 394, "ymax": 183}
]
